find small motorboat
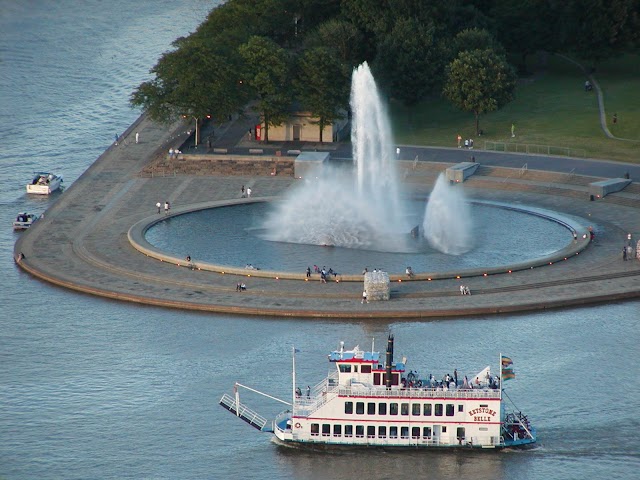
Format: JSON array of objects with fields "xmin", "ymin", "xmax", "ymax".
[
  {"xmin": 13, "ymin": 212, "xmax": 39, "ymax": 230},
  {"xmin": 26, "ymin": 172, "xmax": 63, "ymax": 195}
]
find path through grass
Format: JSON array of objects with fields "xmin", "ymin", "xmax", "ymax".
[{"xmin": 390, "ymin": 54, "xmax": 640, "ymax": 164}]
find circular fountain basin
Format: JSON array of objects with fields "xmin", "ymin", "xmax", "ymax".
[{"xmin": 144, "ymin": 200, "xmax": 583, "ymax": 276}]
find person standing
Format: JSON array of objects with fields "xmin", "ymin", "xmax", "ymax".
[
  {"xmin": 306, "ymin": 266, "xmax": 311, "ymax": 278},
  {"xmin": 241, "ymin": 185, "xmax": 245, "ymax": 197},
  {"xmin": 511, "ymin": 123, "xmax": 516, "ymax": 137},
  {"xmin": 246, "ymin": 187, "xmax": 252, "ymax": 198},
  {"xmin": 613, "ymin": 113, "xmax": 618, "ymax": 124},
  {"xmin": 361, "ymin": 290, "xmax": 368, "ymax": 304},
  {"xmin": 114, "ymin": 133, "xmax": 119, "ymax": 145},
  {"xmin": 156, "ymin": 202, "xmax": 161, "ymax": 214},
  {"xmin": 457, "ymin": 134, "xmax": 462, "ymax": 148},
  {"xmin": 396, "ymin": 147, "xmax": 400, "ymax": 159},
  {"xmin": 164, "ymin": 201, "xmax": 170, "ymax": 214},
  {"xmin": 135, "ymin": 132, "xmax": 139, "ymax": 144}
]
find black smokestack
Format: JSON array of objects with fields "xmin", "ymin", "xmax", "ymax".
[{"xmin": 385, "ymin": 334, "xmax": 394, "ymax": 389}]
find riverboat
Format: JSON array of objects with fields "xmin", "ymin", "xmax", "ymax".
[
  {"xmin": 220, "ymin": 335, "xmax": 536, "ymax": 449},
  {"xmin": 26, "ymin": 172, "xmax": 63, "ymax": 195},
  {"xmin": 13, "ymin": 212, "xmax": 39, "ymax": 230}
]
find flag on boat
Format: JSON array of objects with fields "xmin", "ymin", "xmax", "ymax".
[
  {"xmin": 294, "ymin": 348, "xmax": 300, "ymax": 353},
  {"xmin": 501, "ymin": 355, "xmax": 515, "ymax": 381}
]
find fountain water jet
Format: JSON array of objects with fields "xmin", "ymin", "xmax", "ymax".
[
  {"xmin": 423, "ymin": 174, "xmax": 473, "ymax": 255},
  {"xmin": 261, "ymin": 62, "xmax": 411, "ymax": 252}
]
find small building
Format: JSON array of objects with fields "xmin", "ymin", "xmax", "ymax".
[{"xmin": 259, "ymin": 110, "xmax": 348, "ymax": 143}]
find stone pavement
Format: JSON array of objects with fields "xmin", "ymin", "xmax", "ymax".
[{"xmin": 14, "ymin": 115, "xmax": 640, "ymax": 318}]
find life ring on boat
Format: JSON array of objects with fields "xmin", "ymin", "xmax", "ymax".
[{"xmin": 295, "ymin": 422, "xmax": 302, "ymax": 429}]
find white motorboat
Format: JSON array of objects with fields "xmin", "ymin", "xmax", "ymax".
[
  {"xmin": 26, "ymin": 172, "xmax": 63, "ymax": 195},
  {"xmin": 13, "ymin": 212, "xmax": 40, "ymax": 230}
]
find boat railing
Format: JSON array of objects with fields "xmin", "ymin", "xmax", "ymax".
[
  {"xmin": 336, "ymin": 386, "xmax": 501, "ymax": 399},
  {"xmin": 293, "ymin": 372, "xmax": 341, "ymax": 416}
]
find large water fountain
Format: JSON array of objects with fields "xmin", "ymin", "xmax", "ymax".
[{"xmin": 261, "ymin": 62, "xmax": 470, "ymax": 254}]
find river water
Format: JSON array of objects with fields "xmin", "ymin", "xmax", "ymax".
[{"xmin": 1, "ymin": 2, "xmax": 639, "ymax": 479}]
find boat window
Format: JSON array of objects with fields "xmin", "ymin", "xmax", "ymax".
[
  {"xmin": 390, "ymin": 403, "xmax": 399, "ymax": 415},
  {"xmin": 390, "ymin": 426, "xmax": 398, "ymax": 438},
  {"xmin": 423, "ymin": 403, "xmax": 432, "ymax": 416},
  {"xmin": 378, "ymin": 403, "xmax": 387, "ymax": 415},
  {"xmin": 446, "ymin": 404, "xmax": 454, "ymax": 416},
  {"xmin": 435, "ymin": 404, "xmax": 443, "ymax": 416},
  {"xmin": 442, "ymin": 426, "xmax": 447, "ymax": 433},
  {"xmin": 423, "ymin": 427, "xmax": 432, "ymax": 438},
  {"xmin": 339, "ymin": 365, "xmax": 352, "ymax": 373},
  {"xmin": 411, "ymin": 427, "xmax": 420, "ymax": 439},
  {"xmin": 356, "ymin": 402, "xmax": 365, "ymax": 414},
  {"xmin": 392, "ymin": 373, "xmax": 400, "ymax": 385},
  {"xmin": 333, "ymin": 425, "xmax": 342, "ymax": 436},
  {"xmin": 322, "ymin": 424, "xmax": 330, "ymax": 436},
  {"xmin": 412, "ymin": 403, "xmax": 421, "ymax": 416},
  {"xmin": 367, "ymin": 426, "xmax": 375, "ymax": 438},
  {"xmin": 367, "ymin": 402, "xmax": 376, "ymax": 415},
  {"xmin": 401, "ymin": 427, "xmax": 409, "ymax": 439},
  {"xmin": 480, "ymin": 404, "xmax": 488, "ymax": 407},
  {"xmin": 345, "ymin": 402, "xmax": 353, "ymax": 414},
  {"xmin": 311, "ymin": 423, "xmax": 319, "ymax": 436},
  {"xmin": 355, "ymin": 425, "xmax": 365, "ymax": 438},
  {"xmin": 479, "ymin": 427, "xmax": 488, "ymax": 431},
  {"xmin": 458, "ymin": 404, "xmax": 464, "ymax": 413},
  {"xmin": 345, "ymin": 425, "xmax": 353, "ymax": 437},
  {"xmin": 378, "ymin": 426, "xmax": 387, "ymax": 438},
  {"xmin": 456, "ymin": 427, "xmax": 465, "ymax": 440},
  {"xmin": 361, "ymin": 365, "xmax": 372, "ymax": 373},
  {"xmin": 373, "ymin": 373, "xmax": 381, "ymax": 385},
  {"xmin": 401, "ymin": 403, "xmax": 409, "ymax": 415}
]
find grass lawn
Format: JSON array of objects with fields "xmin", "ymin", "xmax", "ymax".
[{"xmin": 389, "ymin": 54, "xmax": 640, "ymax": 164}]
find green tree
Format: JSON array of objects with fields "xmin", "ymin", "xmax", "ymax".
[
  {"xmin": 442, "ymin": 49, "xmax": 517, "ymax": 135},
  {"xmin": 239, "ymin": 36, "xmax": 292, "ymax": 142},
  {"xmin": 559, "ymin": 0, "xmax": 640, "ymax": 67},
  {"xmin": 374, "ymin": 17, "xmax": 445, "ymax": 105},
  {"xmin": 294, "ymin": 47, "xmax": 350, "ymax": 142},
  {"xmin": 304, "ymin": 18, "xmax": 364, "ymax": 68},
  {"xmin": 449, "ymin": 28, "xmax": 505, "ymax": 60},
  {"xmin": 489, "ymin": 0, "xmax": 557, "ymax": 72},
  {"xmin": 130, "ymin": 37, "xmax": 247, "ymax": 145}
]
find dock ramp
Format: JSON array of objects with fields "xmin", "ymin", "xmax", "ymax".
[{"xmin": 219, "ymin": 393, "xmax": 273, "ymax": 432}]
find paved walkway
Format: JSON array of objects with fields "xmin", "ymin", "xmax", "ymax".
[{"xmin": 14, "ymin": 115, "xmax": 640, "ymax": 318}]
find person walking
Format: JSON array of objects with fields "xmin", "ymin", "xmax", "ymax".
[
  {"xmin": 164, "ymin": 201, "xmax": 170, "ymax": 214},
  {"xmin": 511, "ymin": 123, "xmax": 516, "ymax": 137},
  {"xmin": 457, "ymin": 134, "xmax": 462, "ymax": 148},
  {"xmin": 246, "ymin": 187, "xmax": 252, "ymax": 198},
  {"xmin": 156, "ymin": 201, "xmax": 161, "ymax": 214}
]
